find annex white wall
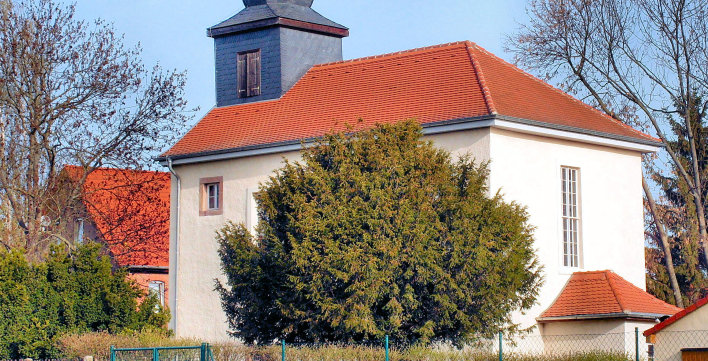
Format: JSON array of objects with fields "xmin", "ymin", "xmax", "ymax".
[
  {"xmin": 169, "ymin": 128, "xmax": 490, "ymax": 341},
  {"xmin": 487, "ymin": 128, "xmax": 646, "ymax": 332},
  {"xmin": 652, "ymin": 305, "xmax": 708, "ymax": 361}
]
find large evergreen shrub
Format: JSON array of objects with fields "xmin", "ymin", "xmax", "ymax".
[{"xmin": 216, "ymin": 120, "xmax": 542, "ymax": 345}]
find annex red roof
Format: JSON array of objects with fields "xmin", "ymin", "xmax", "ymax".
[
  {"xmin": 162, "ymin": 41, "xmax": 658, "ymax": 159},
  {"xmin": 65, "ymin": 166, "xmax": 170, "ymax": 268},
  {"xmin": 644, "ymin": 296, "xmax": 708, "ymax": 336},
  {"xmin": 539, "ymin": 270, "xmax": 682, "ymax": 321}
]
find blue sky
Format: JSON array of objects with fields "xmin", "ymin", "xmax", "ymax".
[{"xmin": 68, "ymin": 0, "xmax": 530, "ymax": 125}]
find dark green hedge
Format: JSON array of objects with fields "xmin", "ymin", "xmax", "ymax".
[{"xmin": 0, "ymin": 242, "xmax": 168, "ymax": 359}]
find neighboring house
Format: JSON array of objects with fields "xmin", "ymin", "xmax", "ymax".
[
  {"xmin": 644, "ymin": 297, "xmax": 708, "ymax": 361},
  {"xmin": 157, "ymin": 0, "xmax": 679, "ymax": 342},
  {"xmin": 65, "ymin": 166, "xmax": 171, "ymax": 306}
]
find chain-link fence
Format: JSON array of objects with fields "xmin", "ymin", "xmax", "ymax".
[
  {"xmin": 647, "ymin": 330, "xmax": 708, "ymax": 361},
  {"xmin": 208, "ymin": 329, "xmax": 708, "ymax": 361},
  {"xmin": 111, "ymin": 346, "xmax": 209, "ymax": 361}
]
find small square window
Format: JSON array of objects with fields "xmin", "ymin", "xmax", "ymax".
[{"xmin": 200, "ymin": 176, "xmax": 223, "ymax": 216}]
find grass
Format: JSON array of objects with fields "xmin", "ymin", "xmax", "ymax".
[{"xmin": 55, "ymin": 332, "xmax": 634, "ymax": 361}]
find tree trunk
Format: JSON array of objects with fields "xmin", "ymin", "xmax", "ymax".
[{"xmin": 643, "ymin": 176, "xmax": 684, "ymax": 308}]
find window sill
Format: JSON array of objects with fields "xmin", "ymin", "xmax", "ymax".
[
  {"xmin": 559, "ymin": 266, "xmax": 583, "ymax": 275},
  {"xmin": 199, "ymin": 209, "xmax": 223, "ymax": 217}
]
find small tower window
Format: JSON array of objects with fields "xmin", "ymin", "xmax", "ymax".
[{"xmin": 237, "ymin": 49, "xmax": 261, "ymax": 98}]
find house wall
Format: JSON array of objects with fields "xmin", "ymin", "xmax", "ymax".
[
  {"xmin": 487, "ymin": 128, "xmax": 646, "ymax": 333},
  {"xmin": 168, "ymin": 128, "xmax": 490, "ymax": 341},
  {"xmin": 130, "ymin": 272, "xmax": 169, "ymax": 306},
  {"xmin": 537, "ymin": 319, "xmax": 654, "ymax": 356},
  {"xmin": 653, "ymin": 306, "xmax": 708, "ymax": 361}
]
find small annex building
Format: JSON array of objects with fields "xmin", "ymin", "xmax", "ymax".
[
  {"xmin": 644, "ymin": 297, "xmax": 708, "ymax": 361},
  {"xmin": 538, "ymin": 271, "xmax": 681, "ymax": 355},
  {"xmin": 65, "ymin": 166, "xmax": 171, "ymax": 306}
]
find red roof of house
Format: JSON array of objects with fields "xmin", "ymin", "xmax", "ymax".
[
  {"xmin": 162, "ymin": 41, "xmax": 658, "ymax": 159},
  {"xmin": 538, "ymin": 270, "xmax": 682, "ymax": 321},
  {"xmin": 65, "ymin": 166, "xmax": 170, "ymax": 268},
  {"xmin": 644, "ymin": 296, "xmax": 708, "ymax": 336}
]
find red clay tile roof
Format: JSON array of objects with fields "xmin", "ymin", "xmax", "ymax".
[
  {"xmin": 65, "ymin": 166, "xmax": 170, "ymax": 268},
  {"xmin": 644, "ymin": 296, "xmax": 708, "ymax": 336},
  {"xmin": 162, "ymin": 41, "xmax": 658, "ymax": 159},
  {"xmin": 539, "ymin": 270, "xmax": 682, "ymax": 321}
]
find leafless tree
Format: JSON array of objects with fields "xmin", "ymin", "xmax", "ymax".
[
  {"xmin": 0, "ymin": 0, "xmax": 191, "ymax": 259},
  {"xmin": 508, "ymin": 0, "xmax": 708, "ymax": 307}
]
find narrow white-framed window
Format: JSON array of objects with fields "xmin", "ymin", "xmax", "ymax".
[
  {"xmin": 207, "ymin": 183, "xmax": 220, "ymax": 210},
  {"xmin": 246, "ymin": 187, "xmax": 259, "ymax": 236},
  {"xmin": 561, "ymin": 166, "xmax": 581, "ymax": 268},
  {"xmin": 148, "ymin": 280, "xmax": 165, "ymax": 306}
]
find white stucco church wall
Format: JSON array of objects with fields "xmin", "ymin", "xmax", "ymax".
[{"xmin": 168, "ymin": 124, "xmax": 648, "ymax": 341}]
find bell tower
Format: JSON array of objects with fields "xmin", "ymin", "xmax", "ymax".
[{"xmin": 208, "ymin": 0, "xmax": 349, "ymax": 107}]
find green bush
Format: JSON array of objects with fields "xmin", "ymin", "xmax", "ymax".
[
  {"xmin": 217, "ymin": 120, "xmax": 542, "ymax": 345},
  {"xmin": 0, "ymin": 243, "xmax": 169, "ymax": 359}
]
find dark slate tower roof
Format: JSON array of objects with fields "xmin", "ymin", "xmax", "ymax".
[{"xmin": 208, "ymin": 0, "xmax": 348, "ymax": 38}]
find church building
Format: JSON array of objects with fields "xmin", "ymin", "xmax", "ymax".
[{"xmin": 157, "ymin": 0, "xmax": 679, "ymax": 344}]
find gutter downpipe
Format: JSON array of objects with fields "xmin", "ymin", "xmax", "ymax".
[{"xmin": 167, "ymin": 157, "xmax": 181, "ymax": 334}]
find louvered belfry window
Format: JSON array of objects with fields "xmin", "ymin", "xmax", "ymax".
[{"xmin": 237, "ymin": 49, "xmax": 262, "ymax": 98}]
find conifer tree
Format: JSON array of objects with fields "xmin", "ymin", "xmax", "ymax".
[{"xmin": 216, "ymin": 121, "xmax": 542, "ymax": 345}]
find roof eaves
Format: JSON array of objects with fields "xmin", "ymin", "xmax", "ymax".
[
  {"xmin": 538, "ymin": 312, "xmax": 668, "ymax": 323},
  {"xmin": 156, "ymin": 115, "xmax": 497, "ymax": 165},
  {"xmin": 156, "ymin": 113, "xmax": 662, "ymax": 166},
  {"xmin": 644, "ymin": 296, "xmax": 708, "ymax": 336},
  {"xmin": 494, "ymin": 115, "xmax": 664, "ymax": 148}
]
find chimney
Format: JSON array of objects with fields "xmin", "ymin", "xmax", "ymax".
[{"xmin": 208, "ymin": 0, "xmax": 349, "ymax": 107}]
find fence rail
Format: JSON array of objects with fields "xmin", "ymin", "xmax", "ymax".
[{"xmin": 8, "ymin": 329, "xmax": 706, "ymax": 361}]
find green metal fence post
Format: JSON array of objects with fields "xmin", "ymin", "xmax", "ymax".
[
  {"xmin": 110, "ymin": 345, "xmax": 115, "ymax": 361},
  {"xmin": 153, "ymin": 347, "xmax": 159, "ymax": 361},
  {"xmin": 385, "ymin": 335, "xmax": 389, "ymax": 361},
  {"xmin": 281, "ymin": 339, "xmax": 286, "ymax": 361},
  {"xmin": 202, "ymin": 343, "xmax": 209, "ymax": 361},
  {"xmin": 498, "ymin": 331, "xmax": 503, "ymax": 361},
  {"xmin": 635, "ymin": 327, "xmax": 640, "ymax": 361}
]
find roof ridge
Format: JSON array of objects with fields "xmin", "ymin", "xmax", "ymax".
[
  {"xmin": 465, "ymin": 41, "xmax": 497, "ymax": 115},
  {"xmin": 605, "ymin": 270, "xmax": 628, "ymax": 312},
  {"xmin": 469, "ymin": 44, "xmax": 658, "ymax": 142},
  {"xmin": 64, "ymin": 164, "xmax": 169, "ymax": 176},
  {"xmin": 310, "ymin": 41, "xmax": 470, "ymax": 70}
]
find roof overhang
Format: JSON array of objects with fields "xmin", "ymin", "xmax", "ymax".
[
  {"xmin": 157, "ymin": 114, "xmax": 663, "ymax": 166},
  {"xmin": 208, "ymin": 17, "xmax": 349, "ymax": 38},
  {"xmin": 125, "ymin": 265, "xmax": 169, "ymax": 274},
  {"xmin": 537, "ymin": 312, "xmax": 668, "ymax": 323}
]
